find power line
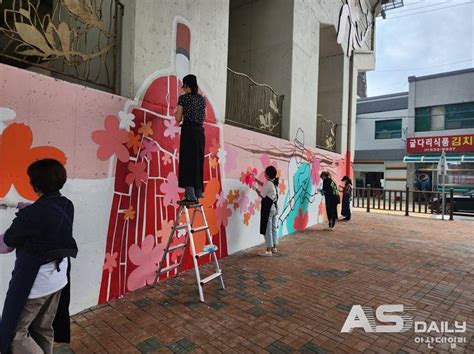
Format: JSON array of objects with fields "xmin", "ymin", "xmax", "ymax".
[
  {"xmin": 382, "ymin": 1, "xmax": 473, "ymax": 20},
  {"xmin": 390, "ymin": 1, "xmax": 454, "ymax": 14},
  {"xmin": 375, "ymin": 59, "xmax": 474, "ymax": 72}
]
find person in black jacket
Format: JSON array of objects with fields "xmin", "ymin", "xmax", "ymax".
[
  {"xmin": 340, "ymin": 176, "xmax": 352, "ymax": 221},
  {"xmin": 319, "ymin": 171, "xmax": 340, "ymax": 230},
  {"xmin": 0, "ymin": 159, "xmax": 78, "ymax": 354}
]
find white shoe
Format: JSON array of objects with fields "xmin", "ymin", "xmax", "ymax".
[{"xmin": 258, "ymin": 251, "xmax": 272, "ymax": 257}]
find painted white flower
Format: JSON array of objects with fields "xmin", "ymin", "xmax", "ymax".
[
  {"xmin": 0, "ymin": 107, "xmax": 16, "ymax": 133},
  {"xmin": 217, "ymin": 148, "xmax": 226, "ymax": 165},
  {"xmin": 118, "ymin": 110, "xmax": 136, "ymax": 131}
]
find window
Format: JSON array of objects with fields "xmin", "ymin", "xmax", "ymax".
[
  {"xmin": 415, "ymin": 107, "xmax": 431, "ymax": 132},
  {"xmin": 375, "ymin": 119, "xmax": 402, "ymax": 139},
  {"xmin": 445, "ymin": 102, "xmax": 474, "ymax": 130}
]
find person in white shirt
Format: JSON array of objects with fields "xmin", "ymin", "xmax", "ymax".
[{"xmin": 253, "ymin": 166, "xmax": 279, "ymax": 256}]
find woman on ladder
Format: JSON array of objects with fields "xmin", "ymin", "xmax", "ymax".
[{"xmin": 175, "ymin": 74, "xmax": 206, "ymax": 203}]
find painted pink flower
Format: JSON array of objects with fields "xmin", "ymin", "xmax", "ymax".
[
  {"xmin": 164, "ymin": 118, "xmax": 181, "ymax": 139},
  {"xmin": 125, "ymin": 161, "xmax": 148, "ymax": 187},
  {"xmin": 216, "ymin": 191, "xmax": 226, "ymax": 208},
  {"xmin": 161, "ymin": 154, "xmax": 172, "ymax": 165},
  {"xmin": 238, "ymin": 191, "xmax": 250, "ymax": 213},
  {"xmin": 248, "ymin": 202, "xmax": 256, "ymax": 217},
  {"xmin": 170, "ymin": 237, "xmax": 184, "ymax": 263},
  {"xmin": 156, "ymin": 219, "xmax": 174, "ymax": 245},
  {"xmin": 92, "ymin": 115, "xmax": 129, "ymax": 162},
  {"xmin": 127, "ymin": 235, "xmax": 164, "ymax": 291},
  {"xmin": 160, "ymin": 172, "xmax": 183, "ymax": 207},
  {"xmin": 224, "ymin": 145, "xmax": 238, "ymax": 173},
  {"xmin": 293, "ymin": 208, "xmax": 308, "ymax": 231},
  {"xmin": 260, "ymin": 154, "xmax": 277, "ymax": 169},
  {"xmin": 311, "ymin": 154, "xmax": 321, "ymax": 185},
  {"xmin": 103, "ymin": 252, "xmax": 118, "ymax": 273},
  {"xmin": 140, "ymin": 140, "xmax": 159, "ymax": 160}
]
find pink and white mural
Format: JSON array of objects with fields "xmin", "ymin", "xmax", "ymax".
[{"xmin": 0, "ymin": 17, "xmax": 348, "ymax": 313}]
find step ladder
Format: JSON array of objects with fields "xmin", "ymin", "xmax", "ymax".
[{"xmin": 153, "ymin": 201, "xmax": 225, "ymax": 302}]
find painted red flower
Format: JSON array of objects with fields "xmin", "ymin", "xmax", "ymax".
[
  {"xmin": 293, "ymin": 208, "xmax": 308, "ymax": 231},
  {"xmin": 240, "ymin": 167, "xmax": 257, "ymax": 187},
  {"xmin": 125, "ymin": 161, "xmax": 148, "ymax": 187},
  {"xmin": 92, "ymin": 115, "xmax": 129, "ymax": 162},
  {"xmin": 209, "ymin": 138, "xmax": 220, "ymax": 157},
  {"xmin": 216, "ymin": 203, "xmax": 232, "ymax": 228}
]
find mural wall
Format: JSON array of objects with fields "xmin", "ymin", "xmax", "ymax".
[{"xmin": 0, "ymin": 17, "xmax": 348, "ymax": 314}]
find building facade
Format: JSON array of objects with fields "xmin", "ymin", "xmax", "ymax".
[
  {"xmin": 405, "ymin": 68, "xmax": 474, "ymax": 193},
  {"xmin": 354, "ymin": 92, "xmax": 408, "ymax": 190},
  {"xmin": 355, "ymin": 68, "xmax": 474, "ymax": 193},
  {"xmin": 0, "ymin": 0, "xmax": 387, "ymax": 313}
]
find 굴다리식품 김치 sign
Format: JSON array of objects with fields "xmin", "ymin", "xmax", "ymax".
[{"xmin": 406, "ymin": 134, "xmax": 474, "ymax": 154}]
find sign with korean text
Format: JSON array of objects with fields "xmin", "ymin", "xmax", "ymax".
[{"xmin": 407, "ymin": 134, "xmax": 474, "ymax": 154}]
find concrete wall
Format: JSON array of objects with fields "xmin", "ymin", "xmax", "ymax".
[
  {"xmin": 120, "ymin": 0, "xmax": 230, "ymax": 118},
  {"xmin": 228, "ymin": 0, "xmax": 378, "ymax": 151},
  {"xmin": 227, "ymin": 0, "xmax": 294, "ymax": 138}
]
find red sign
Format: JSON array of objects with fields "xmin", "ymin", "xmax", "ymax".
[{"xmin": 406, "ymin": 134, "xmax": 474, "ymax": 154}]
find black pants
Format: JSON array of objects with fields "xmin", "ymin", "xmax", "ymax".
[
  {"xmin": 341, "ymin": 195, "xmax": 351, "ymax": 220},
  {"xmin": 326, "ymin": 203, "xmax": 338, "ymax": 228}
]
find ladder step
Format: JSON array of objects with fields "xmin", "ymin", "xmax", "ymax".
[
  {"xmin": 174, "ymin": 224, "xmax": 189, "ymax": 231},
  {"xmin": 191, "ymin": 226, "xmax": 209, "ymax": 233},
  {"xmin": 195, "ymin": 244, "xmax": 218, "ymax": 258},
  {"xmin": 200, "ymin": 272, "xmax": 222, "ymax": 285},
  {"xmin": 168, "ymin": 243, "xmax": 186, "ymax": 252},
  {"xmin": 177, "ymin": 201, "xmax": 203, "ymax": 208},
  {"xmin": 160, "ymin": 263, "xmax": 180, "ymax": 274}
]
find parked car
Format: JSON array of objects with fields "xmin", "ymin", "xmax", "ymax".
[{"xmin": 431, "ymin": 190, "xmax": 474, "ymax": 214}]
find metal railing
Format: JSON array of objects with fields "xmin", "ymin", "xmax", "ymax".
[
  {"xmin": 225, "ymin": 68, "xmax": 284, "ymax": 138},
  {"xmin": 316, "ymin": 114, "xmax": 337, "ymax": 152},
  {"xmin": 1, "ymin": 0, "xmax": 123, "ymax": 92},
  {"xmin": 353, "ymin": 186, "xmax": 454, "ymax": 220}
]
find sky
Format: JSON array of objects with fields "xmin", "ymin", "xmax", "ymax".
[{"xmin": 367, "ymin": 0, "xmax": 474, "ymax": 97}]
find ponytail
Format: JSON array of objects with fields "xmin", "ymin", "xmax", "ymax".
[{"xmin": 273, "ymin": 177, "xmax": 279, "ymax": 187}]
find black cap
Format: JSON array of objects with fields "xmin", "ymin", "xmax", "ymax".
[{"xmin": 341, "ymin": 175, "xmax": 349, "ymax": 181}]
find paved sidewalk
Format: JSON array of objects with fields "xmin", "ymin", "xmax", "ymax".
[{"xmin": 59, "ymin": 212, "xmax": 474, "ymax": 353}]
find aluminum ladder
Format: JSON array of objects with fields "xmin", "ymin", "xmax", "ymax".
[{"xmin": 153, "ymin": 201, "xmax": 225, "ymax": 302}]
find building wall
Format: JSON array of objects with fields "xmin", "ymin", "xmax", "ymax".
[
  {"xmin": 355, "ymin": 109, "xmax": 408, "ymax": 151},
  {"xmin": 408, "ymin": 70, "xmax": 474, "ymax": 137}
]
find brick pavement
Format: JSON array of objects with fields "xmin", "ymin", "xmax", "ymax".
[{"xmin": 57, "ymin": 212, "xmax": 474, "ymax": 353}]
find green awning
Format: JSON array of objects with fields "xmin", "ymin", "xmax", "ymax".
[{"xmin": 403, "ymin": 155, "xmax": 474, "ymax": 163}]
